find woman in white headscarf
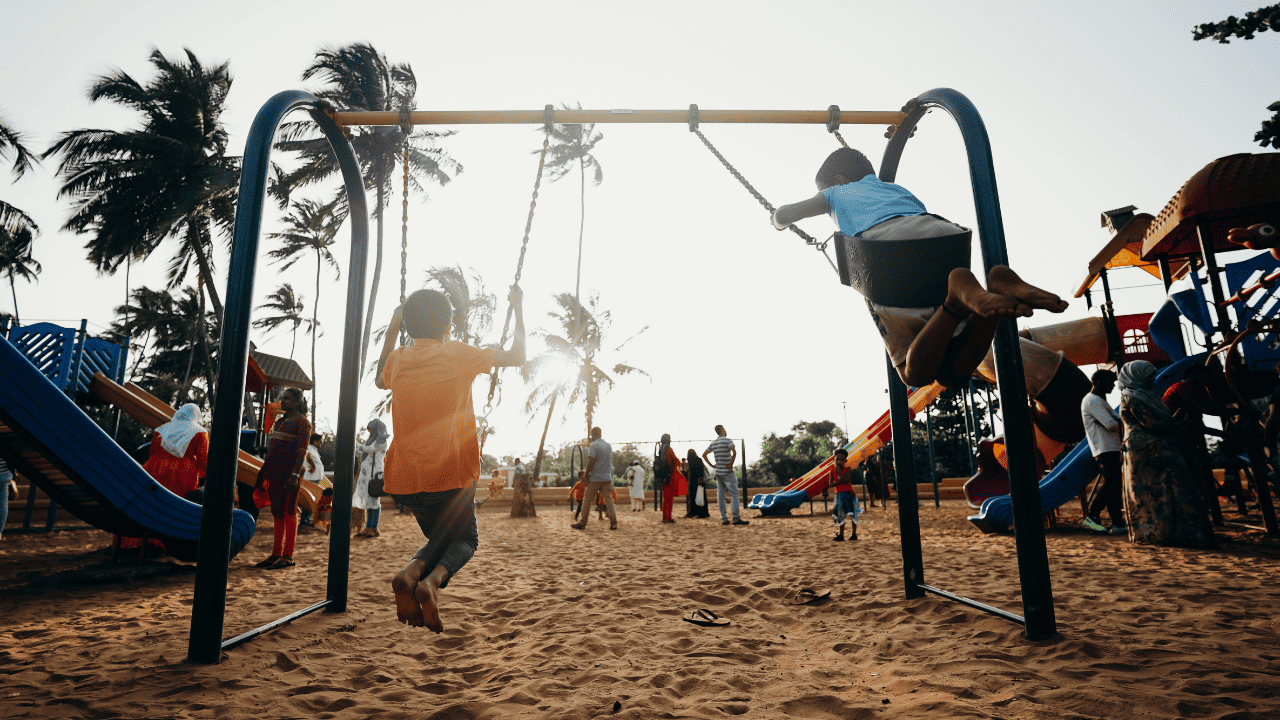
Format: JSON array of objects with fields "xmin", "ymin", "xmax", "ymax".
[
  {"xmin": 354, "ymin": 418, "xmax": 390, "ymax": 538},
  {"xmin": 1119, "ymin": 361, "xmax": 1216, "ymax": 548},
  {"xmin": 144, "ymin": 403, "xmax": 209, "ymax": 500}
]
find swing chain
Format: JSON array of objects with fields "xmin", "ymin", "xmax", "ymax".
[
  {"xmin": 689, "ymin": 123, "xmax": 817, "ymax": 245},
  {"xmin": 484, "ymin": 118, "xmax": 553, "ymax": 416},
  {"xmin": 827, "ymin": 105, "xmax": 850, "ymax": 148},
  {"xmin": 398, "ymin": 108, "xmax": 413, "ymax": 347}
]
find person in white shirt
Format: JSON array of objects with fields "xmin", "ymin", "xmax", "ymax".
[
  {"xmin": 304, "ymin": 433, "xmax": 328, "ymax": 488},
  {"xmin": 1080, "ymin": 369, "xmax": 1126, "ymax": 534},
  {"xmin": 625, "ymin": 461, "xmax": 645, "ymax": 511}
]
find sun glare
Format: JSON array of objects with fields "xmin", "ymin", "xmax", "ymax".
[{"xmin": 538, "ymin": 356, "xmax": 579, "ymax": 388}]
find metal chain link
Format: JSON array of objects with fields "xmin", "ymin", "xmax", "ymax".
[
  {"xmin": 832, "ymin": 129, "xmax": 850, "ymax": 148},
  {"xmin": 484, "ymin": 130, "xmax": 552, "ymax": 415},
  {"xmin": 692, "ymin": 128, "xmax": 838, "ymax": 273},
  {"xmin": 399, "ymin": 141, "xmax": 410, "ymax": 347}
]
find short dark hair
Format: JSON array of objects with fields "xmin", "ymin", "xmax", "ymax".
[
  {"xmin": 310, "ymin": 433, "xmax": 322, "ymax": 444},
  {"xmin": 590, "ymin": 427, "xmax": 602, "ymax": 439},
  {"xmin": 815, "ymin": 148, "xmax": 875, "ymax": 188},
  {"xmin": 834, "ymin": 448, "xmax": 848, "ymax": 459},
  {"xmin": 714, "ymin": 424, "xmax": 725, "ymax": 435},
  {"xmin": 403, "ymin": 289, "xmax": 452, "ymax": 340},
  {"xmin": 1091, "ymin": 369, "xmax": 1116, "ymax": 384}
]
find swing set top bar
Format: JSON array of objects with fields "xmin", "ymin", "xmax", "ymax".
[{"xmin": 330, "ymin": 108, "xmax": 907, "ymax": 127}]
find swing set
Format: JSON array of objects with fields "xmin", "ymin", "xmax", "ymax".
[{"xmin": 187, "ymin": 88, "xmax": 1056, "ymax": 665}]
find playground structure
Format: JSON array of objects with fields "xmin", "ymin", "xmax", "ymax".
[
  {"xmin": 179, "ymin": 87, "xmax": 1062, "ymax": 665},
  {"xmin": 0, "ymin": 333, "xmax": 257, "ymax": 560}
]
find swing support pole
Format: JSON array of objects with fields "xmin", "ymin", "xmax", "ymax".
[{"xmin": 879, "ymin": 88, "xmax": 1056, "ymax": 641}]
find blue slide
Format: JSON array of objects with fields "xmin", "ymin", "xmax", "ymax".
[
  {"xmin": 0, "ymin": 336, "xmax": 256, "ymax": 561},
  {"xmin": 968, "ymin": 354, "xmax": 1205, "ymax": 533}
]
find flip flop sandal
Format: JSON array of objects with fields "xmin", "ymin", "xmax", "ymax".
[
  {"xmin": 790, "ymin": 588, "xmax": 832, "ymax": 606},
  {"xmin": 253, "ymin": 556, "xmax": 282, "ymax": 568},
  {"xmin": 683, "ymin": 609, "xmax": 730, "ymax": 627},
  {"xmin": 268, "ymin": 558, "xmax": 297, "ymax": 569}
]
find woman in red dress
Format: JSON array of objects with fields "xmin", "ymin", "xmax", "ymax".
[
  {"xmin": 659, "ymin": 434, "xmax": 687, "ymax": 524},
  {"xmin": 117, "ymin": 404, "xmax": 209, "ymax": 552},
  {"xmin": 253, "ymin": 388, "xmax": 312, "ymax": 569}
]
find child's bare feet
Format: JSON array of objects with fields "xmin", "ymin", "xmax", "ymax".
[
  {"xmin": 945, "ymin": 268, "xmax": 1030, "ymax": 319},
  {"xmin": 414, "ymin": 573, "xmax": 445, "ymax": 634},
  {"xmin": 391, "ymin": 560, "xmax": 427, "ymax": 627},
  {"xmin": 986, "ymin": 265, "xmax": 1068, "ymax": 313}
]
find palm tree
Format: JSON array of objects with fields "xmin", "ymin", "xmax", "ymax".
[
  {"xmin": 0, "ymin": 225, "xmax": 39, "ymax": 326},
  {"xmin": 0, "ymin": 113, "xmax": 40, "ymax": 324},
  {"xmin": 542, "ymin": 104, "xmax": 604, "ymax": 301},
  {"xmin": 268, "ymin": 198, "xmax": 340, "ymax": 421},
  {"xmin": 111, "ymin": 286, "xmax": 218, "ymax": 407},
  {"xmin": 253, "ymin": 284, "xmax": 313, "ymax": 360},
  {"xmin": 43, "ymin": 48, "xmax": 239, "ymax": 325},
  {"xmin": 520, "ymin": 292, "xmax": 647, "ymax": 503},
  {"xmin": 271, "ymin": 42, "xmax": 462, "ymax": 375}
]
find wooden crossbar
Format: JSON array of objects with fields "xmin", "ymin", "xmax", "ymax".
[{"xmin": 330, "ymin": 108, "xmax": 907, "ymax": 127}]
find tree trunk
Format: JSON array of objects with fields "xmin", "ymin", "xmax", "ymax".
[
  {"xmin": 176, "ymin": 330, "xmax": 197, "ymax": 407},
  {"xmin": 197, "ymin": 288, "xmax": 217, "ymax": 409},
  {"xmin": 8, "ymin": 268, "xmax": 19, "ymax": 326},
  {"xmin": 190, "ymin": 224, "xmax": 224, "ymax": 330},
  {"xmin": 312, "ymin": 249, "xmax": 320, "ymax": 426},
  {"xmin": 574, "ymin": 158, "xmax": 585, "ymax": 301},
  {"xmin": 518, "ymin": 395, "xmax": 558, "ymax": 519},
  {"xmin": 359, "ymin": 167, "xmax": 387, "ymax": 374}
]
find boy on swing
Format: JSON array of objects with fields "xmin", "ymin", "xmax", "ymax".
[
  {"xmin": 375, "ymin": 286, "xmax": 525, "ymax": 632},
  {"xmin": 774, "ymin": 148, "xmax": 1089, "ymax": 441}
]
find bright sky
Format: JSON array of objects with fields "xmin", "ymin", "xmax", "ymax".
[{"xmin": 2, "ymin": 1, "xmax": 1277, "ymax": 464}]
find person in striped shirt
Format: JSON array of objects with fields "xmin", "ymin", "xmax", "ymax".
[{"xmin": 703, "ymin": 425, "xmax": 749, "ymax": 526}]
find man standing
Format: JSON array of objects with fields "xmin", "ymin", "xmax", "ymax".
[
  {"xmin": 572, "ymin": 427, "xmax": 617, "ymax": 530},
  {"xmin": 1081, "ymin": 369, "xmax": 1127, "ymax": 534},
  {"xmin": 703, "ymin": 425, "xmax": 749, "ymax": 526}
]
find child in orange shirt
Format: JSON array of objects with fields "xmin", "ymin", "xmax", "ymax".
[{"xmin": 376, "ymin": 287, "xmax": 525, "ymax": 633}]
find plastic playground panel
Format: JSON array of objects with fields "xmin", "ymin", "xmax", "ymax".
[{"xmin": 0, "ymin": 336, "xmax": 256, "ymax": 561}]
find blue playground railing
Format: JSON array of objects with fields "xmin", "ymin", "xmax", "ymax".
[{"xmin": 5, "ymin": 321, "xmax": 128, "ymax": 396}]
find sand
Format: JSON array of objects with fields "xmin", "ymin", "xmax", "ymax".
[{"xmin": 2, "ymin": 499, "xmax": 1279, "ymax": 719}]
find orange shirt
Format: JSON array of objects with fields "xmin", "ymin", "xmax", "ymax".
[{"xmin": 382, "ymin": 339, "xmax": 495, "ymax": 494}]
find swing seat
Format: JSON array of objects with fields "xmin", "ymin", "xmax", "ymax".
[{"xmin": 834, "ymin": 225, "xmax": 972, "ymax": 308}]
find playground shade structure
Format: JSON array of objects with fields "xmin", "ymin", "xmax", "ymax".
[
  {"xmin": 0, "ymin": 337, "xmax": 256, "ymax": 561},
  {"xmin": 748, "ymin": 383, "xmax": 945, "ymax": 513},
  {"xmin": 968, "ymin": 354, "xmax": 1205, "ymax": 533}
]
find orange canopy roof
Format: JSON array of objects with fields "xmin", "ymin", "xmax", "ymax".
[{"xmin": 1140, "ymin": 153, "xmax": 1280, "ymax": 260}]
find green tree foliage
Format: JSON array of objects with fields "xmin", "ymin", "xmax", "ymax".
[
  {"xmin": 908, "ymin": 385, "xmax": 995, "ymax": 481},
  {"xmin": 750, "ymin": 420, "xmax": 848, "ymax": 488},
  {"xmin": 0, "ymin": 112, "xmax": 41, "ymax": 324},
  {"xmin": 252, "ymin": 283, "xmax": 313, "ymax": 360},
  {"xmin": 272, "ymin": 42, "xmax": 461, "ymax": 373},
  {"xmin": 542, "ymin": 104, "xmax": 604, "ymax": 301},
  {"xmin": 44, "ymin": 48, "xmax": 239, "ymax": 322},
  {"xmin": 1193, "ymin": 4, "xmax": 1280, "ymax": 149},
  {"xmin": 110, "ymin": 285, "xmax": 219, "ymax": 408}
]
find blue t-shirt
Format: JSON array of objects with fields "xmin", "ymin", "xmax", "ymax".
[
  {"xmin": 821, "ymin": 174, "xmax": 927, "ymax": 236},
  {"xmin": 587, "ymin": 438, "xmax": 612, "ymax": 483}
]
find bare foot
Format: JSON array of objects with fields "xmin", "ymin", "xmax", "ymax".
[
  {"xmin": 945, "ymin": 268, "xmax": 1030, "ymax": 319},
  {"xmin": 391, "ymin": 562, "xmax": 427, "ymax": 627},
  {"xmin": 415, "ymin": 574, "xmax": 445, "ymax": 634},
  {"xmin": 987, "ymin": 265, "xmax": 1068, "ymax": 313}
]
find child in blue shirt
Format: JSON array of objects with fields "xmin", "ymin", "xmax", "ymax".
[{"xmin": 773, "ymin": 147, "xmax": 1069, "ymax": 391}]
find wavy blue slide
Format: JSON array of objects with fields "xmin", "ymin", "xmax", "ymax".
[
  {"xmin": 0, "ymin": 336, "xmax": 255, "ymax": 560},
  {"xmin": 968, "ymin": 354, "xmax": 1206, "ymax": 533}
]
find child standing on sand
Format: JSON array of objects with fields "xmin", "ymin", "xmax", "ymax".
[
  {"xmin": 375, "ymin": 287, "xmax": 525, "ymax": 632},
  {"xmin": 824, "ymin": 448, "xmax": 861, "ymax": 541}
]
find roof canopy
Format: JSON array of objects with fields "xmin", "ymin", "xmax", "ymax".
[
  {"xmin": 245, "ymin": 349, "xmax": 313, "ymax": 393},
  {"xmin": 1140, "ymin": 153, "xmax": 1280, "ymax": 260}
]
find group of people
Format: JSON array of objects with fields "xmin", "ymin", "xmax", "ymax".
[{"xmin": 1078, "ymin": 356, "xmax": 1275, "ymax": 548}]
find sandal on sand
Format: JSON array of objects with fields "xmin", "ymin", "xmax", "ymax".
[
  {"xmin": 790, "ymin": 588, "xmax": 831, "ymax": 606},
  {"xmin": 683, "ymin": 609, "xmax": 730, "ymax": 628},
  {"xmin": 268, "ymin": 557, "xmax": 296, "ymax": 569},
  {"xmin": 253, "ymin": 555, "xmax": 282, "ymax": 568},
  {"xmin": 570, "ymin": 523, "xmax": 586, "ymax": 530}
]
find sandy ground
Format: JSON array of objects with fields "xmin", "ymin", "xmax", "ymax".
[{"xmin": 1, "ymin": 499, "xmax": 1279, "ymax": 719}]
